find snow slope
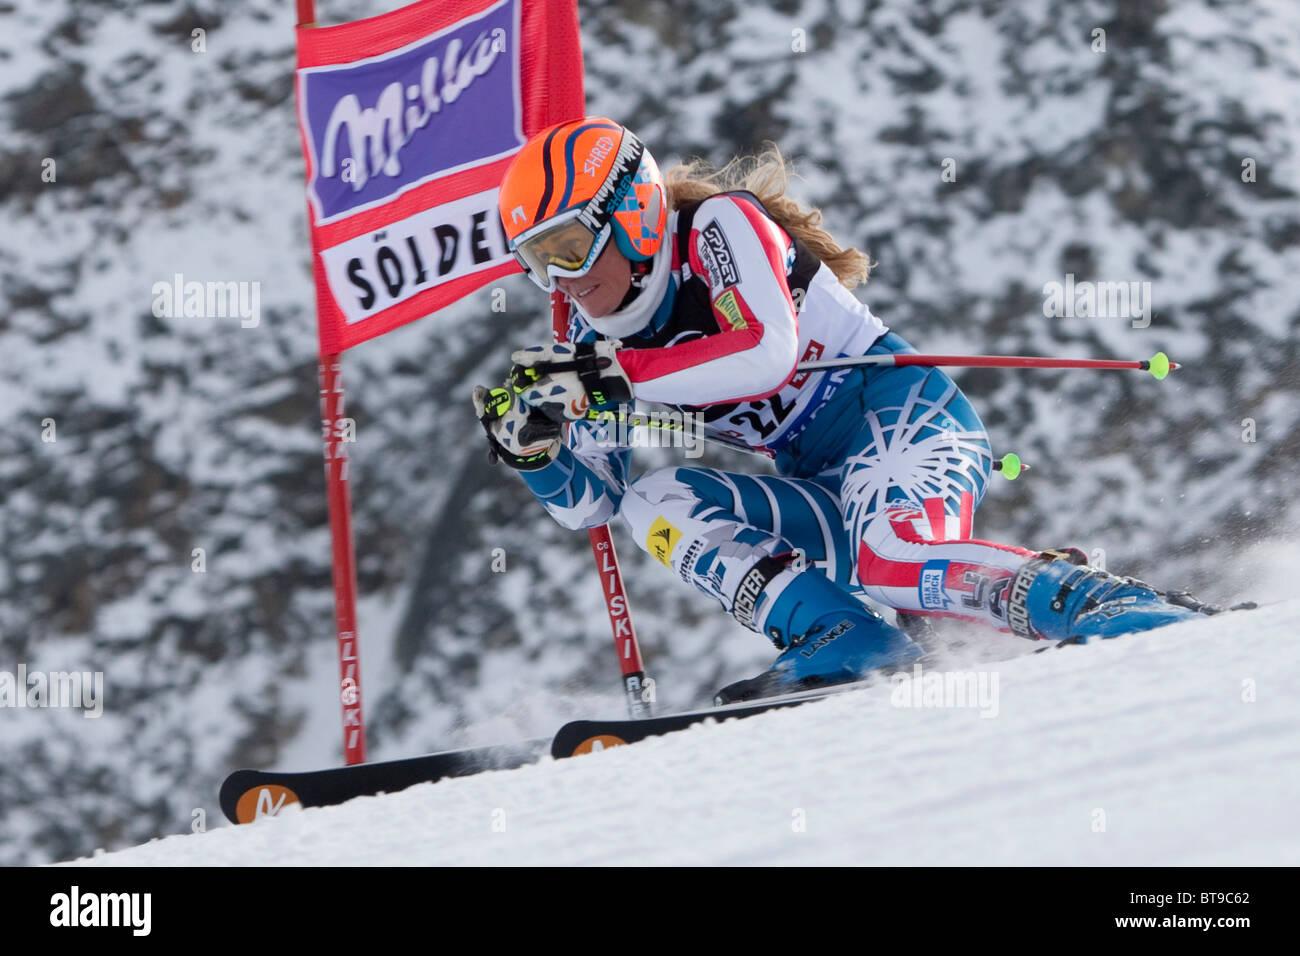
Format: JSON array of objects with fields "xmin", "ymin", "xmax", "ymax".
[{"xmin": 65, "ymin": 599, "xmax": 1300, "ymax": 866}]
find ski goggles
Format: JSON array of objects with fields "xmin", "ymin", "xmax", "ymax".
[{"xmin": 510, "ymin": 208, "xmax": 612, "ymax": 292}]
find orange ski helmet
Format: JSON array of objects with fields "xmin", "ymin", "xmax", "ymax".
[{"xmin": 499, "ymin": 118, "xmax": 667, "ymax": 291}]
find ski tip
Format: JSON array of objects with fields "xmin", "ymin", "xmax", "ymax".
[{"xmin": 1146, "ymin": 351, "xmax": 1173, "ymax": 380}]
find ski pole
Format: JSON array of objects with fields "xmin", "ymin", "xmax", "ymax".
[
  {"xmin": 524, "ymin": 350, "xmax": 1177, "ymax": 380},
  {"xmin": 796, "ymin": 350, "xmax": 1177, "ymax": 379},
  {"xmin": 584, "ymin": 407, "xmax": 1029, "ymax": 479}
]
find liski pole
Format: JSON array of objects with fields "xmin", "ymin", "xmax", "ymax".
[
  {"xmin": 797, "ymin": 350, "xmax": 1178, "ymax": 379},
  {"xmin": 551, "ymin": 293, "xmax": 652, "ymax": 719},
  {"xmin": 296, "ymin": 0, "xmax": 366, "ymax": 766},
  {"xmin": 587, "ymin": 525, "xmax": 651, "ymax": 717}
]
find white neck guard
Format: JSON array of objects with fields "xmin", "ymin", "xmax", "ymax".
[{"xmin": 578, "ymin": 222, "xmax": 675, "ymax": 338}]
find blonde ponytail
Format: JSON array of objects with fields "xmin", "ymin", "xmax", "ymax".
[{"xmin": 663, "ymin": 146, "xmax": 872, "ymax": 289}]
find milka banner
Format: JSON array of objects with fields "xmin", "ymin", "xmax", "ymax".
[{"xmin": 296, "ymin": 0, "xmax": 584, "ymax": 354}]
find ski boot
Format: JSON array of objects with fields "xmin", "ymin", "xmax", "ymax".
[
  {"xmin": 895, "ymin": 611, "xmax": 944, "ymax": 655},
  {"xmin": 1006, "ymin": 547, "xmax": 1236, "ymax": 644},
  {"xmin": 715, "ymin": 565, "xmax": 923, "ymax": 704}
]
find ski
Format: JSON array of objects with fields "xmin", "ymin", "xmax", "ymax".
[
  {"xmin": 550, "ymin": 679, "xmax": 876, "ymax": 757},
  {"xmin": 219, "ymin": 738, "xmax": 549, "ymax": 823},
  {"xmin": 219, "ymin": 680, "xmax": 879, "ymax": 824}
]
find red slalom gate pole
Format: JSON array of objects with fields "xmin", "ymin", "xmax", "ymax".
[
  {"xmin": 319, "ymin": 357, "xmax": 365, "ymax": 763},
  {"xmin": 299, "ymin": 0, "xmax": 365, "ymax": 764},
  {"xmin": 588, "ymin": 526, "xmax": 650, "ymax": 718},
  {"xmin": 551, "ymin": 293, "xmax": 652, "ymax": 719}
]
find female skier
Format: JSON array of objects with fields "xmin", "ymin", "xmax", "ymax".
[{"xmin": 473, "ymin": 117, "xmax": 1214, "ymax": 701}]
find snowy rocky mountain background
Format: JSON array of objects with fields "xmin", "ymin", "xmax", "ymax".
[{"xmin": 1, "ymin": 0, "xmax": 1298, "ymax": 865}]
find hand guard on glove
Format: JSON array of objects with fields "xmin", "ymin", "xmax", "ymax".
[
  {"xmin": 508, "ymin": 340, "xmax": 634, "ymax": 423},
  {"xmin": 471, "ymin": 383, "xmax": 563, "ymax": 471}
]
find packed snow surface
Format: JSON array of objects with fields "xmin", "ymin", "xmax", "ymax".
[{"xmin": 67, "ymin": 600, "xmax": 1300, "ymax": 866}]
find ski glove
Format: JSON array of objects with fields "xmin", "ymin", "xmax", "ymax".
[
  {"xmin": 472, "ymin": 383, "xmax": 563, "ymax": 471},
  {"xmin": 509, "ymin": 340, "xmax": 634, "ymax": 423}
]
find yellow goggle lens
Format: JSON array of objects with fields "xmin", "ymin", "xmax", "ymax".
[{"xmin": 514, "ymin": 218, "xmax": 602, "ymax": 283}]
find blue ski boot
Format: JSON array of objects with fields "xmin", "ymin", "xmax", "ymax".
[
  {"xmin": 716, "ymin": 561, "xmax": 923, "ymax": 704},
  {"xmin": 1007, "ymin": 548, "xmax": 1223, "ymax": 643}
]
